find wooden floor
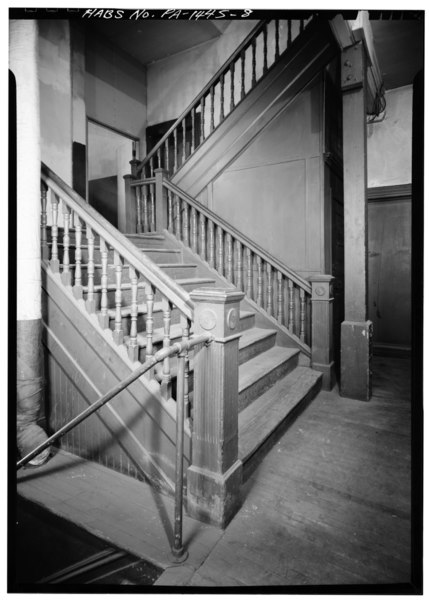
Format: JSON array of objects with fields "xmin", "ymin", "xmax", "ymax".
[{"xmin": 16, "ymin": 356, "xmax": 416, "ymax": 591}]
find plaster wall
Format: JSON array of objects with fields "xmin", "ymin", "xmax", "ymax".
[
  {"xmin": 367, "ymin": 85, "xmax": 412, "ymax": 187},
  {"xmin": 146, "ymin": 20, "xmax": 257, "ymax": 126},
  {"xmin": 209, "ymin": 76, "xmax": 324, "ymax": 277},
  {"xmin": 85, "ymin": 36, "xmax": 147, "ymax": 149},
  {"xmin": 38, "ymin": 20, "xmax": 73, "ymax": 185}
]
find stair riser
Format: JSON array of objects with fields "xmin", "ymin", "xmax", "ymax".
[
  {"xmin": 239, "ymin": 332, "xmax": 277, "ymax": 366},
  {"xmin": 239, "ymin": 313, "xmax": 256, "ymax": 332},
  {"xmin": 238, "ymin": 353, "xmax": 299, "ymax": 412}
]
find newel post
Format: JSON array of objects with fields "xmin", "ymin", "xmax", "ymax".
[
  {"xmin": 154, "ymin": 168, "xmax": 168, "ymax": 231},
  {"xmin": 308, "ymin": 275, "xmax": 335, "ymax": 390},
  {"xmin": 122, "ymin": 150, "xmax": 140, "ymax": 234},
  {"xmin": 187, "ymin": 288, "xmax": 245, "ymax": 528}
]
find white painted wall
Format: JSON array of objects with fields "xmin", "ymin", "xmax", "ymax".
[
  {"xmin": 38, "ymin": 20, "xmax": 73, "ymax": 186},
  {"xmin": 147, "ymin": 20, "xmax": 258, "ymax": 126},
  {"xmin": 367, "ymin": 85, "xmax": 413, "ymax": 187},
  {"xmin": 85, "ymin": 37, "xmax": 148, "ymax": 152}
]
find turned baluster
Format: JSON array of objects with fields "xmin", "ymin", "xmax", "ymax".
[
  {"xmin": 167, "ymin": 189, "xmax": 173, "ymax": 232},
  {"xmin": 50, "ymin": 193, "xmax": 60, "ymax": 272},
  {"xmin": 220, "ymin": 73, "xmax": 225, "ymax": 122},
  {"xmin": 182, "ymin": 118, "xmax": 186, "ymax": 165},
  {"xmin": 191, "ymin": 207, "xmax": 198, "ymax": 252},
  {"xmin": 275, "ymin": 20, "xmax": 280, "ymax": 60},
  {"xmin": 263, "ymin": 23, "xmax": 268, "ymax": 74},
  {"xmin": 241, "ymin": 50, "xmax": 246, "ymax": 100},
  {"xmin": 161, "ymin": 296, "xmax": 172, "ymax": 398},
  {"xmin": 113, "ymin": 252, "xmax": 124, "ymax": 345},
  {"xmin": 251, "ymin": 39, "xmax": 257, "ymax": 86},
  {"xmin": 201, "ymin": 96, "xmax": 205, "ymax": 142},
  {"xmin": 299, "ymin": 289, "xmax": 306, "ymax": 342},
  {"xmin": 191, "ymin": 108, "xmax": 195, "ymax": 154},
  {"xmin": 149, "ymin": 157, "xmax": 154, "ymax": 178},
  {"xmin": 256, "ymin": 256, "xmax": 263, "ymax": 306},
  {"xmin": 73, "ymin": 214, "xmax": 83, "ymax": 298},
  {"xmin": 150, "ymin": 183, "xmax": 156, "ymax": 232},
  {"xmin": 136, "ymin": 186, "xmax": 143, "ymax": 233},
  {"xmin": 210, "ymin": 85, "xmax": 215, "ymax": 133},
  {"xmin": 266, "ymin": 263, "xmax": 273, "ymax": 315},
  {"xmin": 246, "ymin": 248, "xmax": 253, "ymax": 299},
  {"xmin": 182, "ymin": 202, "xmax": 189, "ymax": 247},
  {"xmin": 287, "ymin": 20, "xmax": 292, "ymax": 46},
  {"xmin": 85, "ymin": 224, "xmax": 95, "ymax": 313},
  {"xmin": 180, "ymin": 316, "xmax": 191, "ymax": 423},
  {"xmin": 199, "ymin": 213, "xmax": 206, "ymax": 260},
  {"xmin": 157, "ymin": 147, "xmax": 162, "ymax": 170},
  {"xmin": 142, "ymin": 184, "xmax": 149, "ymax": 232},
  {"xmin": 40, "ymin": 182, "xmax": 49, "ymax": 259},
  {"xmin": 230, "ymin": 61, "xmax": 235, "ymax": 111},
  {"xmin": 277, "ymin": 271, "xmax": 284, "ymax": 325},
  {"xmin": 145, "ymin": 282, "xmax": 154, "ymax": 366},
  {"xmin": 165, "ymin": 140, "xmax": 170, "ymax": 175},
  {"xmin": 226, "ymin": 234, "xmax": 233, "ymax": 282},
  {"xmin": 61, "ymin": 203, "xmax": 71, "ymax": 285},
  {"xmin": 288, "ymin": 279, "xmax": 295, "ymax": 333},
  {"xmin": 176, "ymin": 196, "xmax": 182, "ymax": 241},
  {"xmin": 128, "ymin": 266, "xmax": 139, "ymax": 362},
  {"xmin": 173, "ymin": 127, "xmax": 178, "ymax": 172},
  {"xmin": 236, "ymin": 240, "xmax": 243, "ymax": 291},
  {"xmin": 99, "ymin": 237, "xmax": 109, "ymax": 328},
  {"xmin": 216, "ymin": 226, "xmax": 224, "ymax": 276},
  {"xmin": 208, "ymin": 220, "xmax": 215, "ymax": 268}
]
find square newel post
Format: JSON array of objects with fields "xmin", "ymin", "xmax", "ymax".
[
  {"xmin": 154, "ymin": 168, "xmax": 168, "ymax": 232},
  {"xmin": 187, "ymin": 288, "xmax": 245, "ymax": 528},
  {"xmin": 308, "ymin": 275, "xmax": 335, "ymax": 390},
  {"xmin": 122, "ymin": 151, "xmax": 140, "ymax": 234},
  {"xmin": 340, "ymin": 41, "xmax": 372, "ymax": 401}
]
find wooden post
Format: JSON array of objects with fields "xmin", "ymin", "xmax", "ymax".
[
  {"xmin": 308, "ymin": 275, "xmax": 335, "ymax": 390},
  {"xmin": 154, "ymin": 168, "xmax": 168, "ymax": 232},
  {"xmin": 340, "ymin": 41, "xmax": 372, "ymax": 401},
  {"xmin": 122, "ymin": 150, "xmax": 140, "ymax": 234},
  {"xmin": 187, "ymin": 288, "xmax": 244, "ymax": 528}
]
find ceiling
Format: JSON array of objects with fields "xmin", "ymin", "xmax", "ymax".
[
  {"xmin": 83, "ymin": 19, "xmax": 233, "ymax": 65},
  {"xmin": 83, "ymin": 16, "xmax": 424, "ymax": 89}
]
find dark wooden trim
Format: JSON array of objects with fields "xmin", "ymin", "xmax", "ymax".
[
  {"xmin": 324, "ymin": 151, "xmax": 343, "ymax": 179},
  {"xmin": 367, "ymin": 183, "xmax": 412, "ymax": 202},
  {"xmin": 87, "ymin": 117, "xmax": 139, "ymax": 143}
]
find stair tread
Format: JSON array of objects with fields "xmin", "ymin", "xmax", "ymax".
[
  {"xmin": 174, "ymin": 277, "xmax": 215, "ymax": 285},
  {"xmin": 139, "ymin": 248, "xmax": 181, "ymax": 253},
  {"xmin": 239, "ymin": 346, "xmax": 300, "ymax": 393},
  {"xmin": 238, "ymin": 366, "xmax": 322, "ymax": 462},
  {"xmin": 157, "ymin": 263, "xmax": 197, "ymax": 268},
  {"xmin": 239, "ymin": 327, "xmax": 276, "ymax": 350},
  {"xmin": 126, "ymin": 233, "xmax": 166, "ymax": 240}
]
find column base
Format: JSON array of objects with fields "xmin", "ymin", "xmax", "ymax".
[
  {"xmin": 186, "ymin": 460, "xmax": 242, "ymax": 529},
  {"xmin": 340, "ymin": 320, "xmax": 372, "ymax": 401},
  {"xmin": 312, "ymin": 360, "xmax": 336, "ymax": 390}
]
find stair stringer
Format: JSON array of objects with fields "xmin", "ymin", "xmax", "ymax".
[
  {"xmin": 42, "ymin": 265, "xmax": 191, "ymax": 495},
  {"xmin": 161, "ymin": 228, "xmax": 311, "ymax": 363},
  {"xmin": 171, "ymin": 19, "xmax": 337, "ymax": 199}
]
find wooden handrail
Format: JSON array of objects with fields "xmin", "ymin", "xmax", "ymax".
[
  {"xmin": 163, "ymin": 179, "xmax": 312, "ymax": 295},
  {"xmin": 41, "ymin": 163, "xmax": 194, "ymax": 320},
  {"xmin": 136, "ymin": 19, "xmax": 269, "ymax": 176}
]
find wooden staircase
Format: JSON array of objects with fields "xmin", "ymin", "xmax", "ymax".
[{"xmin": 60, "ymin": 229, "xmax": 322, "ymax": 479}]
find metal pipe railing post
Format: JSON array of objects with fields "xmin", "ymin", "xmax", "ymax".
[{"xmin": 169, "ymin": 350, "xmax": 188, "ymax": 563}]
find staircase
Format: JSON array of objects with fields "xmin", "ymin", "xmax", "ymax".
[{"xmin": 38, "ymin": 14, "xmax": 337, "ymax": 527}]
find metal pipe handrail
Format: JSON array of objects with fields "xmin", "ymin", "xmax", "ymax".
[
  {"xmin": 17, "ymin": 333, "xmax": 211, "ymax": 470},
  {"xmin": 17, "ymin": 332, "xmax": 213, "ymax": 561}
]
